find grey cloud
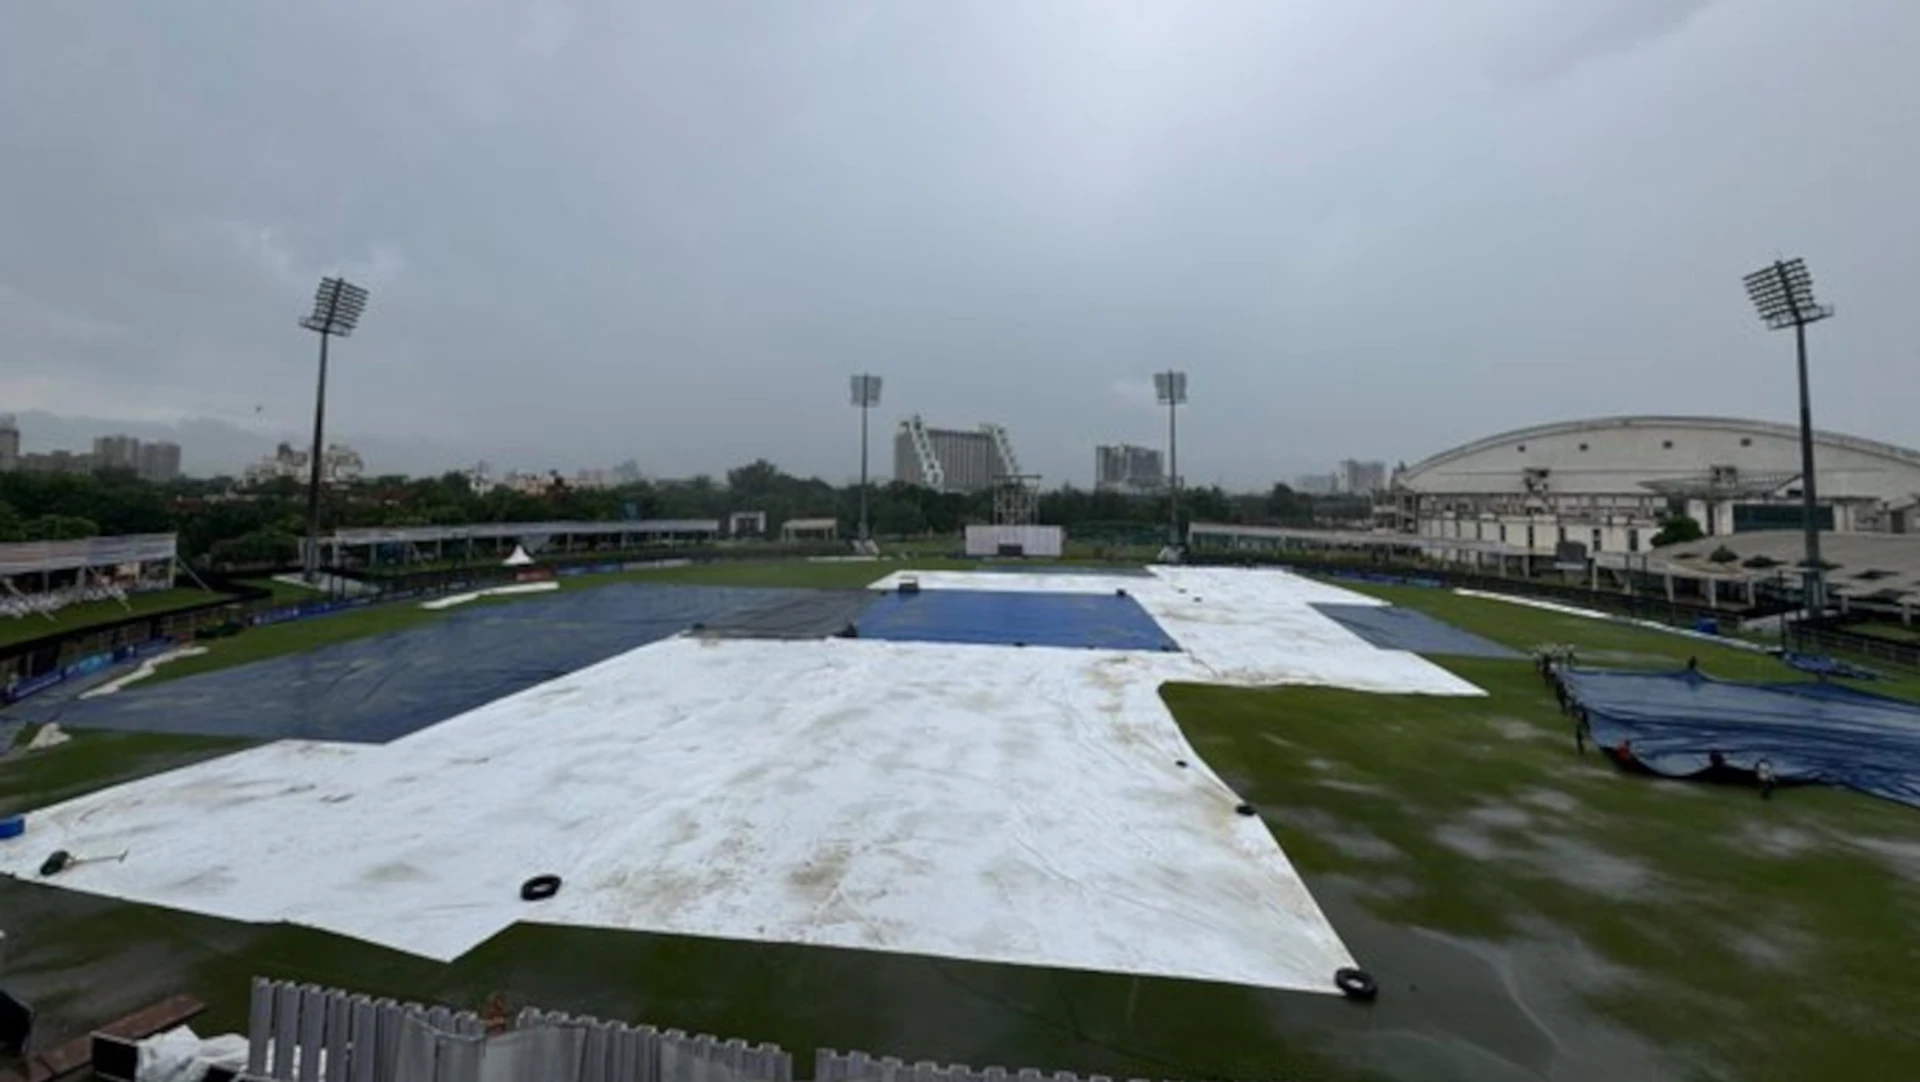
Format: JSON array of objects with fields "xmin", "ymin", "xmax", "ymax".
[{"xmin": 2, "ymin": 0, "xmax": 1916, "ymax": 488}]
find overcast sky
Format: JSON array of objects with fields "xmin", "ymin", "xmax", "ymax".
[{"xmin": 3, "ymin": 1, "xmax": 1916, "ymax": 488}]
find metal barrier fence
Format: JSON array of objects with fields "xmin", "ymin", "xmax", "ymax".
[
  {"xmin": 1792, "ymin": 621, "xmax": 1920, "ymax": 671},
  {"xmin": 241, "ymin": 979, "xmax": 793, "ymax": 1082},
  {"xmin": 236, "ymin": 980, "xmax": 1199, "ymax": 1082}
]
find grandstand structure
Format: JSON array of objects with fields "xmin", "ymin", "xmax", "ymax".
[
  {"xmin": 316, "ymin": 520, "xmax": 726, "ymax": 569},
  {"xmin": 894, "ymin": 417, "xmax": 1022, "ymax": 494},
  {"xmin": 0, "ymin": 534, "xmax": 179, "ymax": 622}
]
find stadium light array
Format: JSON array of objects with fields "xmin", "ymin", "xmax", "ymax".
[
  {"xmin": 1154, "ymin": 371, "xmax": 1188, "ymax": 549},
  {"xmin": 850, "ymin": 374, "xmax": 883, "ymax": 544},
  {"xmin": 1742, "ymin": 258, "xmax": 1832, "ymax": 619},
  {"xmin": 298, "ymin": 276, "xmax": 372, "ymax": 584}
]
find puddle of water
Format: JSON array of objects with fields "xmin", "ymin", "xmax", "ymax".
[
  {"xmin": 1466, "ymin": 804, "xmax": 1534, "ymax": 830},
  {"xmin": 1311, "ymin": 777, "xmax": 1390, "ymax": 797},
  {"xmin": 1519, "ymin": 787, "xmax": 1580, "ymax": 815},
  {"xmin": 1723, "ymin": 924, "xmax": 1807, "ymax": 972},
  {"xmin": 1841, "ymin": 835, "xmax": 1920, "ymax": 882},
  {"xmin": 1739, "ymin": 822, "xmax": 1819, "ymax": 858},
  {"xmin": 1528, "ymin": 834, "xmax": 1655, "ymax": 894},
  {"xmin": 1287, "ymin": 876, "xmax": 1689, "ymax": 1082},
  {"xmin": 1276, "ymin": 807, "xmax": 1404, "ymax": 863},
  {"xmin": 1487, "ymin": 716, "xmax": 1547, "ymax": 742},
  {"xmin": 1436, "ymin": 823, "xmax": 1503, "ymax": 861}
]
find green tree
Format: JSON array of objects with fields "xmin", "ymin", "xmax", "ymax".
[
  {"xmin": 0, "ymin": 500, "xmax": 23, "ymax": 542},
  {"xmin": 209, "ymin": 529, "xmax": 301, "ymax": 567},
  {"xmin": 23, "ymin": 514, "xmax": 100, "ymax": 540},
  {"xmin": 1651, "ymin": 515, "xmax": 1705, "ymax": 547}
]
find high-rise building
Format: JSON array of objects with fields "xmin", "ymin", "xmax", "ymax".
[
  {"xmin": 93, "ymin": 433, "xmax": 142, "ymax": 471},
  {"xmin": 1095, "ymin": 444, "xmax": 1164, "ymax": 493},
  {"xmin": 0, "ymin": 415, "xmax": 19, "ymax": 472},
  {"xmin": 244, "ymin": 441, "xmax": 364, "ymax": 486},
  {"xmin": 1335, "ymin": 459, "xmax": 1389, "ymax": 496},
  {"xmin": 137, "ymin": 441, "xmax": 183, "ymax": 482},
  {"xmin": 1293, "ymin": 473, "xmax": 1337, "ymax": 496},
  {"xmin": 894, "ymin": 416, "xmax": 1020, "ymax": 493}
]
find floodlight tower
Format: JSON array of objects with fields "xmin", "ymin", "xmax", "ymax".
[
  {"xmin": 1153, "ymin": 370, "xmax": 1188, "ymax": 548},
  {"xmin": 298, "ymin": 276, "xmax": 370, "ymax": 583},
  {"xmin": 1742, "ymin": 258, "xmax": 1833, "ymax": 618},
  {"xmin": 850, "ymin": 374, "xmax": 883, "ymax": 543}
]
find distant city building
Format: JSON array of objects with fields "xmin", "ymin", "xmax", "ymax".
[
  {"xmin": 572, "ymin": 468, "xmax": 613, "ymax": 490},
  {"xmin": 1095, "ymin": 444, "xmax": 1164, "ymax": 494},
  {"xmin": 137, "ymin": 441, "xmax": 182, "ymax": 482},
  {"xmin": 245, "ymin": 442, "xmax": 364, "ymax": 486},
  {"xmin": 1293, "ymin": 473, "xmax": 1337, "ymax": 496},
  {"xmin": 0, "ymin": 424, "xmax": 183, "ymax": 480},
  {"xmin": 1335, "ymin": 459, "xmax": 1388, "ymax": 496},
  {"xmin": 502, "ymin": 471, "xmax": 560, "ymax": 495},
  {"xmin": 93, "ymin": 434, "xmax": 142, "ymax": 471},
  {"xmin": 19, "ymin": 450, "xmax": 94, "ymax": 475},
  {"xmin": 895, "ymin": 415, "xmax": 1021, "ymax": 493},
  {"xmin": 612, "ymin": 459, "xmax": 643, "ymax": 485}
]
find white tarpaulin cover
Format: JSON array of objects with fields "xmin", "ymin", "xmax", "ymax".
[{"xmin": 0, "ymin": 567, "xmax": 1479, "ymax": 993}]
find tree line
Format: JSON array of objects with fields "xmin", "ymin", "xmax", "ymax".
[{"xmin": 0, "ymin": 461, "xmax": 1376, "ymax": 566}]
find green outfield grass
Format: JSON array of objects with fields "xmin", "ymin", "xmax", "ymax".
[
  {"xmin": 0, "ymin": 588, "xmax": 228, "ymax": 648},
  {"xmin": 7, "ymin": 575, "xmax": 1920, "ymax": 1080}
]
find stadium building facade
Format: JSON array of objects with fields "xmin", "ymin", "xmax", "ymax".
[{"xmin": 1392, "ymin": 416, "xmax": 1920, "ymax": 555}]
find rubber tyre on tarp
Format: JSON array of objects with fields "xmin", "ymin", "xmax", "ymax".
[
  {"xmin": 520, "ymin": 874, "xmax": 562, "ymax": 901},
  {"xmin": 1335, "ymin": 967, "xmax": 1378, "ymax": 1001}
]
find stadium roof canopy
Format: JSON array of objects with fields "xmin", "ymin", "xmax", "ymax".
[
  {"xmin": 0, "ymin": 534, "xmax": 177, "ymax": 577},
  {"xmin": 1398, "ymin": 415, "xmax": 1920, "ymax": 503},
  {"xmin": 322, "ymin": 520, "xmax": 721, "ymax": 547}
]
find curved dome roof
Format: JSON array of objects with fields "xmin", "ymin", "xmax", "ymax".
[{"xmin": 1398, "ymin": 415, "xmax": 1920, "ymax": 501}]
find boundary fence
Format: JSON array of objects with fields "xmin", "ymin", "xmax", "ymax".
[{"xmin": 230, "ymin": 978, "xmax": 1179, "ymax": 1082}]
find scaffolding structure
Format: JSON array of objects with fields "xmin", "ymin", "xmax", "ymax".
[{"xmin": 992, "ymin": 474, "xmax": 1042, "ymax": 527}]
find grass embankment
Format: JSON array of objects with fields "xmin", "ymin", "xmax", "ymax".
[{"xmin": 0, "ymin": 588, "xmax": 227, "ymax": 648}]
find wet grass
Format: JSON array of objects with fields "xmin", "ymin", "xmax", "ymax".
[
  {"xmin": 1166, "ymin": 587, "xmax": 1920, "ymax": 1079},
  {"xmin": 0, "ymin": 729, "xmax": 248, "ymax": 818},
  {"xmin": 8, "ymin": 579, "xmax": 1920, "ymax": 1079}
]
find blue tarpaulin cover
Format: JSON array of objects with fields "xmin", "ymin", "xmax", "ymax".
[
  {"xmin": 857, "ymin": 589, "xmax": 1179, "ymax": 651},
  {"xmin": 4, "ymin": 585, "xmax": 875, "ymax": 744},
  {"xmin": 1561, "ymin": 667, "xmax": 1920, "ymax": 807}
]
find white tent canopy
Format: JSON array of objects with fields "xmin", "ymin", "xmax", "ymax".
[{"xmin": 502, "ymin": 545, "xmax": 536, "ymax": 567}]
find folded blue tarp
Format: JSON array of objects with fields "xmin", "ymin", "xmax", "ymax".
[
  {"xmin": 1782, "ymin": 652, "xmax": 1881, "ymax": 680},
  {"xmin": 1561, "ymin": 667, "xmax": 1920, "ymax": 807}
]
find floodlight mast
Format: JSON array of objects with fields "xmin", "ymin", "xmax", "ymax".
[
  {"xmin": 850, "ymin": 374, "xmax": 883, "ymax": 543},
  {"xmin": 297, "ymin": 277, "xmax": 370, "ymax": 584},
  {"xmin": 1742, "ymin": 258, "xmax": 1833, "ymax": 619},
  {"xmin": 1153, "ymin": 371, "xmax": 1188, "ymax": 549}
]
